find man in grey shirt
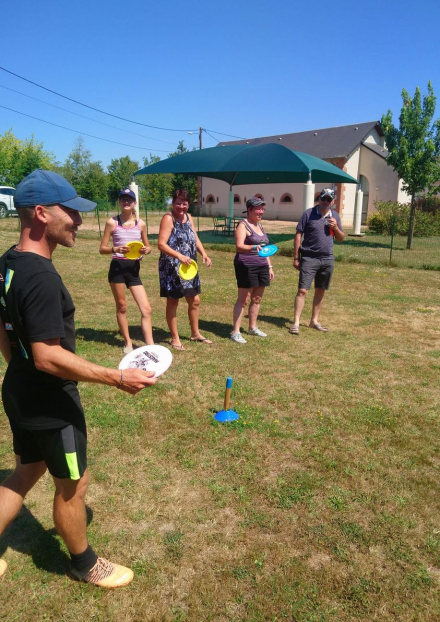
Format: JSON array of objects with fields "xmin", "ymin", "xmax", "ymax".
[{"xmin": 290, "ymin": 188, "xmax": 345, "ymax": 335}]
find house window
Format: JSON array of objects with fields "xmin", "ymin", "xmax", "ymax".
[
  {"xmin": 280, "ymin": 193, "xmax": 293, "ymax": 203},
  {"xmin": 206, "ymin": 195, "xmax": 215, "ymax": 204},
  {"xmin": 255, "ymin": 193, "xmax": 265, "ymax": 201},
  {"xmin": 234, "ymin": 194, "xmax": 241, "ymax": 204}
]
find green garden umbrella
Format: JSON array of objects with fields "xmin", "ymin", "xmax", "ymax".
[{"xmin": 134, "ymin": 142, "xmax": 358, "ymax": 217}]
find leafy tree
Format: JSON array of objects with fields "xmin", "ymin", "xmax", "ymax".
[
  {"xmin": 107, "ymin": 156, "xmax": 140, "ymax": 202},
  {"xmin": 81, "ymin": 161, "xmax": 108, "ymax": 202},
  {"xmin": 62, "ymin": 137, "xmax": 107, "ymax": 201},
  {"xmin": 137, "ymin": 154, "xmax": 173, "ymax": 210},
  {"xmin": 381, "ymin": 82, "xmax": 440, "ymax": 248},
  {"xmin": 168, "ymin": 141, "xmax": 199, "ymax": 205},
  {"xmin": 0, "ymin": 128, "xmax": 55, "ymax": 186}
]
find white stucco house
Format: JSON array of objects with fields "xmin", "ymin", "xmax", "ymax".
[{"xmin": 200, "ymin": 121, "xmax": 409, "ymax": 228}]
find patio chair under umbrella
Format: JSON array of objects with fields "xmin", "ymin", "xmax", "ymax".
[{"xmin": 134, "ymin": 142, "xmax": 358, "ymax": 218}]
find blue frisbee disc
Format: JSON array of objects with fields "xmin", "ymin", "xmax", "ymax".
[{"xmin": 258, "ymin": 244, "xmax": 278, "ymax": 257}]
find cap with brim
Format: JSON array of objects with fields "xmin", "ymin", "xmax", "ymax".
[
  {"xmin": 119, "ymin": 188, "xmax": 136, "ymax": 201},
  {"xmin": 14, "ymin": 169, "xmax": 97, "ymax": 212},
  {"xmin": 246, "ymin": 196, "xmax": 266, "ymax": 209},
  {"xmin": 319, "ymin": 188, "xmax": 335, "ymax": 200}
]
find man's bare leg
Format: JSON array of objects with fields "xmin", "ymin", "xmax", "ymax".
[
  {"xmin": 310, "ymin": 288, "xmax": 326, "ymax": 328},
  {"xmin": 292, "ymin": 288, "xmax": 308, "ymax": 328},
  {"xmin": 0, "ymin": 456, "xmax": 47, "ymax": 577},
  {"xmin": 52, "ymin": 470, "xmax": 89, "ymax": 555}
]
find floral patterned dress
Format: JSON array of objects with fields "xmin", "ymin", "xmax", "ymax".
[{"xmin": 159, "ymin": 215, "xmax": 201, "ymax": 299}]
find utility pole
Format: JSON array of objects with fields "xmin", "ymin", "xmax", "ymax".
[
  {"xmin": 188, "ymin": 128, "xmax": 204, "ymax": 227},
  {"xmin": 199, "ymin": 127, "xmax": 203, "ymax": 229}
]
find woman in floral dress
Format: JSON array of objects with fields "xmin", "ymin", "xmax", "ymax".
[{"xmin": 158, "ymin": 189, "xmax": 212, "ymax": 350}]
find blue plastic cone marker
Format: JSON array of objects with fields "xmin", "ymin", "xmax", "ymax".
[{"xmin": 215, "ymin": 377, "xmax": 239, "ymax": 422}]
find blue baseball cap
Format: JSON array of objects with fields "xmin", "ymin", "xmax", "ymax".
[
  {"xmin": 14, "ymin": 169, "xmax": 97, "ymax": 212},
  {"xmin": 119, "ymin": 188, "xmax": 136, "ymax": 201}
]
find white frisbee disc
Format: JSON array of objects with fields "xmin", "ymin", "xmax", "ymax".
[{"xmin": 119, "ymin": 345, "xmax": 173, "ymax": 378}]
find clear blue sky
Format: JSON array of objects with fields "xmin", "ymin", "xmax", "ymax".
[{"xmin": 1, "ymin": 0, "xmax": 439, "ymax": 169}]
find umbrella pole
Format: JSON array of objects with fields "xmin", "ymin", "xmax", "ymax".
[
  {"xmin": 303, "ymin": 174, "xmax": 315, "ymax": 212},
  {"xmin": 228, "ymin": 186, "xmax": 234, "ymax": 221},
  {"xmin": 228, "ymin": 174, "xmax": 237, "ymax": 221}
]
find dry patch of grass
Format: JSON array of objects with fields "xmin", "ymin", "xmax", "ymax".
[{"xmin": 0, "ymin": 224, "xmax": 440, "ymax": 621}]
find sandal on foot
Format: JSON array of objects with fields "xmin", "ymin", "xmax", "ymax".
[
  {"xmin": 310, "ymin": 323, "xmax": 328, "ymax": 332},
  {"xmin": 170, "ymin": 342, "xmax": 185, "ymax": 351},
  {"xmin": 190, "ymin": 336, "xmax": 212, "ymax": 344},
  {"xmin": 289, "ymin": 325, "xmax": 300, "ymax": 335}
]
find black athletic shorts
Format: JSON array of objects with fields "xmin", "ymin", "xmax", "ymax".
[
  {"xmin": 298, "ymin": 256, "xmax": 334, "ymax": 290},
  {"xmin": 234, "ymin": 262, "xmax": 270, "ymax": 289},
  {"xmin": 12, "ymin": 423, "xmax": 87, "ymax": 480},
  {"xmin": 108, "ymin": 258, "xmax": 142, "ymax": 287}
]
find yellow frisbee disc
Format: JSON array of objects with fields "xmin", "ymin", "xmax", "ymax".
[
  {"xmin": 179, "ymin": 260, "xmax": 198, "ymax": 280},
  {"xmin": 125, "ymin": 241, "xmax": 143, "ymax": 259}
]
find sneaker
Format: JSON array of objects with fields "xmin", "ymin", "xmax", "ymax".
[
  {"xmin": 248, "ymin": 327, "xmax": 267, "ymax": 337},
  {"xmin": 123, "ymin": 345, "xmax": 133, "ymax": 354},
  {"xmin": 69, "ymin": 557, "xmax": 134, "ymax": 589},
  {"xmin": 0, "ymin": 559, "xmax": 7, "ymax": 579},
  {"xmin": 230, "ymin": 332, "xmax": 247, "ymax": 344}
]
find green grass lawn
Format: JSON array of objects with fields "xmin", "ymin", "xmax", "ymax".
[{"xmin": 0, "ymin": 222, "xmax": 439, "ymax": 621}]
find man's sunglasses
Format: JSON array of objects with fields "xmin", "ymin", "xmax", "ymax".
[{"xmin": 320, "ymin": 196, "xmax": 333, "ymax": 203}]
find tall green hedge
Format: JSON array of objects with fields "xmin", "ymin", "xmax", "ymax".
[{"xmin": 367, "ymin": 201, "xmax": 440, "ymax": 236}]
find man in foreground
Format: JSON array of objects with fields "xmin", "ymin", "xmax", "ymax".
[
  {"xmin": 0, "ymin": 169, "xmax": 156, "ymax": 588},
  {"xmin": 290, "ymin": 188, "xmax": 345, "ymax": 335}
]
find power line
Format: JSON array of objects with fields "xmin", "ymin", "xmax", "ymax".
[
  {"xmin": 204, "ymin": 128, "xmax": 247, "ymax": 140},
  {"xmin": 0, "ymin": 104, "xmax": 170, "ymax": 152},
  {"xmin": 203, "ymin": 128, "xmax": 221, "ymax": 143},
  {"xmin": 0, "ymin": 65, "xmax": 198, "ymax": 132},
  {"xmin": 0, "ymin": 83, "xmax": 178, "ymax": 146},
  {"xmin": 0, "ymin": 65, "xmax": 248, "ymax": 141}
]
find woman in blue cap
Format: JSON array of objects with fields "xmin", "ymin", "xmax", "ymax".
[{"xmin": 100, "ymin": 189, "xmax": 153, "ymax": 353}]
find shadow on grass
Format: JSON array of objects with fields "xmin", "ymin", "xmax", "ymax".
[
  {"xmin": 341, "ymin": 238, "xmax": 394, "ymax": 250},
  {"xmin": 76, "ymin": 328, "xmax": 121, "ymax": 347},
  {"xmin": 198, "ymin": 318, "xmax": 234, "ymax": 338},
  {"xmin": 76, "ymin": 326, "xmax": 171, "ymax": 346},
  {"xmin": 198, "ymin": 314, "xmax": 291, "ymax": 336},
  {"xmin": 0, "ymin": 469, "xmax": 94, "ymax": 576},
  {"xmin": 77, "ymin": 321, "xmax": 238, "ymax": 343},
  {"xmin": 258, "ymin": 314, "xmax": 292, "ymax": 328}
]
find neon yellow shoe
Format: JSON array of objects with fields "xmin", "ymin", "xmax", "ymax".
[
  {"xmin": 70, "ymin": 557, "xmax": 134, "ymax": 588},
  {"xmin": 0, "ymin": 559, "xmax": 7, "ymax": 579}
]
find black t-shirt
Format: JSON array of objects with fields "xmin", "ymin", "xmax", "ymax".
[{"xmin": 0, "ymin": 248, "xmax": 85, "ymax": 430}]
